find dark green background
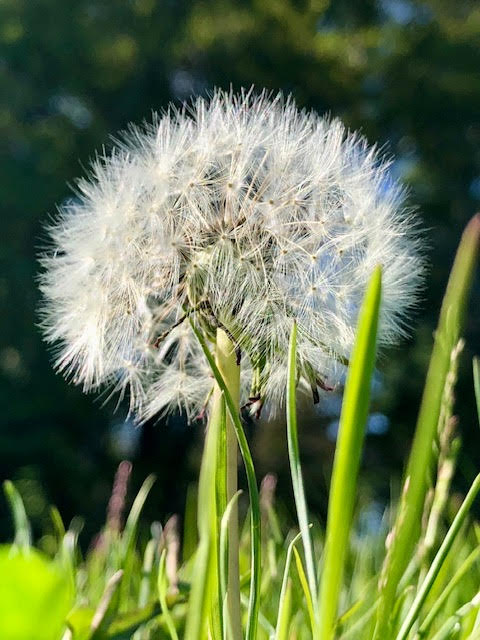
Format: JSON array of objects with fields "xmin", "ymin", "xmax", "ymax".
[{"xmin": 1, "ymin": 0, "xmax": 479, "ymax": 544}]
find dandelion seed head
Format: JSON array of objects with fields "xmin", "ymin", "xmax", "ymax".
[{"xmin": 39, "ymin": 89, "xmax": 424, "ymax": 421}]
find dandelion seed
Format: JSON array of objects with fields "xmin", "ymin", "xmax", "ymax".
[{"xmin": 39, "ymin": 89, "xmax": 424, "ymax": 422}]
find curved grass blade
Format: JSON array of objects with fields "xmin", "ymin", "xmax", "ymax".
[
  {"xmin": 293, "ymin": 545, "xmax": 316, "ymax": 635},
  {"xmin": 119, "ymin": 474, "xmax": 156, "ymax": 609},
  {"xmin": 318, "ymin": 266, "xmax": 382, "ymax": 640},
  {"xmin": 375, "ymin": 214, "xmax": 480, "ymax": 638},
  {"xmin": 275, "ymin": 578, "xmax": 292, "ymax": 640},
  {"xmin": 158, "ymin": 548, "xmax": 180, "ymax": 640},
  {"xmin": 274, "ymin": 531, "xmax": 302, "ymax": 640},
  {"xmin": 287, "ymin": 322, "xmax": 318, "ymax": 608},
  {"xmin": 190, "ymin": 320, "xmax": 261, "ymax": 640},
  {"xmin": 396, "ymin": 473, "xmax": 480, "ymax": 640},
  {"xmin": 3, "ymin": 480, "xmax": 31, "ymax": 549}
]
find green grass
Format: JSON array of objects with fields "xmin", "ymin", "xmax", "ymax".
[{"xmin": 1, "ymin": 214, "xmax": 480, "ymax": 640}]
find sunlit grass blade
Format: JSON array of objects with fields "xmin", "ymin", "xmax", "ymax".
[
  {"xmin": 190, "ymin": 319, "xmax": 261, "ymax": 640},
  {"xmin": 396, "ymin": 473, "xmax": 480, "ymax": 640},
  {"xmin": 158, "ymin": 548, "xmax": 180, "ymax": 640},
  {"xmin": 318, "ymin": 266, "xmax": 382, "ymax": 640},
  {"xmin": 429, "ymin": 593, "xmax": 480, "ymax": 640},
  {"xmin": 375, "ymin": 214, "xmax": 480, "ymax": 638},
  {"xmin": 417, "ymin": 545, "xmax": 480, "ymax": 637},
  {"xmin": 274, "ymin": 531, "xmax": 302, "ymax": 640},
  {"xmin": 293, "ymin": 545, "xmax": 316, "ymax": 634},
  {"xmin": 3, "ymin": 480, "xmax": 32, "ymax": 549},
  {"xmin": 287, "ymin": 322, "xmax": 318, "ymax": 609}
]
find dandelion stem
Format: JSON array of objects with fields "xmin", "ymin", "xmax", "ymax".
[{"xmin": 213, "ymin": 328, "xmax": 242, "ymax": 640}]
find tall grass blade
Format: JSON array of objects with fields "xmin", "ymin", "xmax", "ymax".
[
  {"xmin": 396, "ymin": 473, "xmax": 480, "ymax": 640},
  {"xmin": 318, "ymin": 266, "xmax": 382, "ymax": 640},
  {"xmin": 375, "ymin": 214, "xmax": 480, "ymax": 637},
  {"xmin": 287, "ymin": 322, "xmax": 318, "ymax": 609},
  {"xmin": 190, "ymin": 319, "xmax": 261, "ymax": 640},
  {"xmin": 3, "ymin": 480, "xmax": 32, "ymax": 549}
]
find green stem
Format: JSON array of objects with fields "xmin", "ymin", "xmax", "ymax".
[
  {"xmin": 191, "ymin": 319, "xmax": 261, "ymax": 640},
  {"xmin": 213, "ymin": 328, "xmax": 242, "ymax": 640}
]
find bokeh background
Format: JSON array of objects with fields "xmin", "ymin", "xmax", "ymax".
[{"xmin": 1, "ymin": 0, "xmax": 479, "ymax": 545}]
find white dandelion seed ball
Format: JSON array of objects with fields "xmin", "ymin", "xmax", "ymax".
[{"xmin": 39, "ymin": 89, "xmax": 424, "ymax": 422}]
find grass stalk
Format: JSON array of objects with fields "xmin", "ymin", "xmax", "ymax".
[
  {"xmin": 318, "ymin": 266, "xmax": 382, "ymax": 640},
  {"xmin": 396, "ymin": 473, "xmax": 480, "ymax": 640},
  {"xmin": 287, "ymin": 322, "xmax": 318, "ymax": 610},
  {"xmin": 375, "ymin": 214, "xmax": 480, "ymax": 638}
]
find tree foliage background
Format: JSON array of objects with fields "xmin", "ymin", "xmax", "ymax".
[{"xmin": 1, "ymin": 0, "xmax": 479, "ymax": 543}]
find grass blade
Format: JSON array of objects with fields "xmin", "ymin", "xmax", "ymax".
[
  {"xmin": 89, "ymin": 570, "xmax": 123, "ymax": 640},
  {"xmin": 119, "ymin": 474, "xmax": 156, "ymax": 610},
  {"xmin": 274, "ymin": 531, "xmax": 302, "ymax": 640},
  {"xmin": 396, "ymin": 473, "xmax": 480, "ymax": 640},
  {"xmin": 417, "ymin": 545, "xmax": 480, "ymax": 637},
  {"xmin": 190, "ymin": 319, "xmax": 261, "ymax": 640},
  {"xmin": 3, "ymin": 480, "xmax": 32, "ymax": 549},
  {"xmin": 318, "ymin": 266, "xmax": 382, "ymax": 640},
  {"xmin": 287, "ymin": 322, "xmax": 318, "ymax": 609},
  {"xmin": 375, "ymin": 214, "xmax": 480, "ymax": 637},
  {"xmin": 294, "ymin": 545, "xmax": 316, "ymax": 634},
  {"xmin": 158, "ymin": 548, "xmax": 180, "ymax": 640},
  {"xmin": 275, "ymin": 578, "xmax": 292, "ymax": 640}
]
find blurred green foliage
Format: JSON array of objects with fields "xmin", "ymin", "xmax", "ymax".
[{"xmin": 1, "ymin": 0, "xmax": 479, "ymax": 540}]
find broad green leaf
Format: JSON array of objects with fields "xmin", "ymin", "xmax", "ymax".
[{"xmin": 0, "ymin": 545, "xmax": 73, "ymax": 640}]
